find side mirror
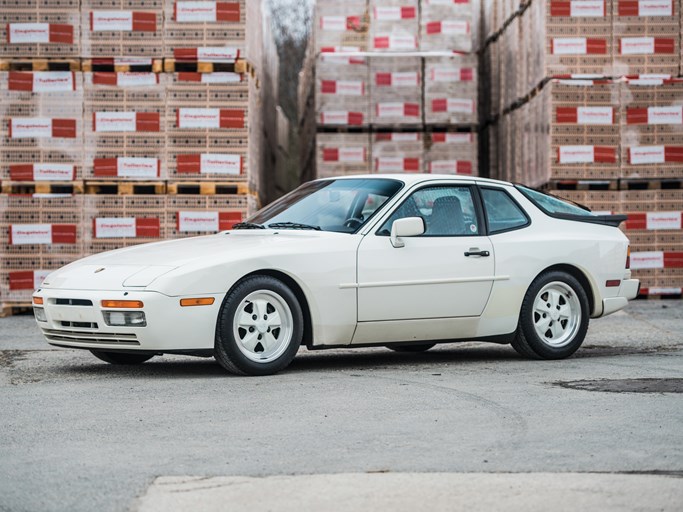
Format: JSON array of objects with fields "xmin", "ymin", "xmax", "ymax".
[{"xmin": 390, "ymin": 217, "xmax": 425, "ymax": 248}]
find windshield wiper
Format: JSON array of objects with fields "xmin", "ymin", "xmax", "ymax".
[
  {"xmin": 232, "ymin": 222, "xmax": 265, "ymax": 230},
  {"xmin": 268, "ymin": 222, "xmax": 321, "ymax": 231}
]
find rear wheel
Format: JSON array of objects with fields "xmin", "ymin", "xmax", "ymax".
[
  {"xmin": 387, "ymin": 343, "xmax": 436, "ymax": 353},
  {"xmin": 215, "ymin": 275, "xmax": 303, "ymax": 376},
  {"xmin": 512, "ymin": 271, "xmax": 589, "ymax": 360},
  {"xmin": 90, "ymin": 350, "xmax": 154, "ymax": 365}
]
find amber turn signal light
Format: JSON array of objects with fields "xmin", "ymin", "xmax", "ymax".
[
  {"xmin": 180, "ymin": 298, "xmax": 216, "ymax": 307},
  {"xmin": 33, "ymin": 297, "xmax": 44, "ymax": 305},
  {"xmin": 101, "ymin": 300, "xmax": 144, "ymax": 309}
]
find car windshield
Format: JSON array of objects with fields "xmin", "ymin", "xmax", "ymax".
[
  {"xmin": 516, "ymin": 185, "xmax": 594, "ymax": 216},
  {"xmin": 244, "ymin": 178, "xmax": 404, "ymax": 233}
]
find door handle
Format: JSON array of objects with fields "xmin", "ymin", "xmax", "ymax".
[{"xmin": 464, "ymin": 249, "xmax": 490, "ymax": 257}]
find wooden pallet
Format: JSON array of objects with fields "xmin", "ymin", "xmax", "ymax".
[
  {"xmin": 620, "ymin": 178, "xmax": 683, "ymax": 191},
  {"xmin": 0, "ymin": 59, "xmax": 81, "ymax": 71},
  {"xmin": 81, "ymin": 59, "xmax": 163, "ymax": 73},
  {"xmin": 542, "ymin": 180, "xmax": 620, "ymax": 191},
  {"xmin": 166, "ymin": 182, "xmax": 250, "ymax": 195},
  {"xmin": 83, "ymin": 181, "xmax": 166, "ymax": 195},
  {"xmin": 163, "ymin": 58, "xmax": 251, "ymax": 74},
  {"xmin": 1, "ymin": 182, "xmax": 84, "ymax": 195},
  {"xmin": 0, "ymin": 303, "xmax": 33, "ymax": 318}
]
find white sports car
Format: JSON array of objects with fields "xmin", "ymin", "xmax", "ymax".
[{"xmin": 33, "ymin": 174, "xmax": 639, "ymax": 375}]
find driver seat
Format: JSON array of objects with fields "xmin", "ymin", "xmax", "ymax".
[{"xmin": 429, "ymin": 196, "xmax": 465, "ymax": 235}]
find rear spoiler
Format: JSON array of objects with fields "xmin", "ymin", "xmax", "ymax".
[{"xmin": 553, "ymin": 213, "xmax": 627, "ymax": 227}]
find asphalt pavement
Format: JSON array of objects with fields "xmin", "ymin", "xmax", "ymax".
[{"xmin": 1, "ymin": 301, "xmax": 682, "ymax": 511}]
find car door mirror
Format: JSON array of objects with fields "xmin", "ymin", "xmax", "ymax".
[{"xmin": 390, "ymin": 217, "xmax": 425, "ymax": 248}]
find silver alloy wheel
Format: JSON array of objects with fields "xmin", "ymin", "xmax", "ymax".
[
  {"xmin": 232, "ymin": 290, "xmax": 294, "ymax": 363},
  {"xmin": 532, "ymin": 281, "xmax": 581, "ymax": 348}
]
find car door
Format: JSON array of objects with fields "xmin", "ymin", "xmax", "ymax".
[{"xmin": 356, "ymin": 183, "xmax": 495, "ymax": 322}]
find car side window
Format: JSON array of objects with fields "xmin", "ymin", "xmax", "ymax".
[
  {"xmin": 378, "ymin": 186, "xmax": 480, "ymax": 236},
  {"xmin": 481, "ymin": 187, "xmax": 529, "ymax": 234}
]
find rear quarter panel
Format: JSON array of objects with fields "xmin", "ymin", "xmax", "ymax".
[{"xmin": 477, "ymin": 188, "xmax": 629, "ymax": 337}]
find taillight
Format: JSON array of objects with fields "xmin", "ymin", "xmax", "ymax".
[{"xmin": 626, "ymin": 246, "xmax": 630, "ymax": 269}]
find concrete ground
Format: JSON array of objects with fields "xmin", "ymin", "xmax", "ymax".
[{"xmin": 0, "ymin": 301, "xmax": 682, "ymax": 511}]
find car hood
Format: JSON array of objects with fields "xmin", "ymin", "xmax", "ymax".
[{"xmin": 40, "ymin": 230, "xmax": 344, "ymax": 291}]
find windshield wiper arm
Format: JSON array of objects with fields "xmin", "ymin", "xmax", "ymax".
[
  {"xmin": 232, "ymin": 222, "xmax": 265, "ymax": 230},
  {"xmin": 268, "ymin": 222, "xmax": 321, "ymax": 231}
]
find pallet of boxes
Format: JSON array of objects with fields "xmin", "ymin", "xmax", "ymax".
[
  {"xmin": 310, "ymin": 0, "xmax": 479, "ymax": 182},
  {"xmin": 0, "ymin": 0, "xmax": 268, "ymax": 316},
  {"xmin": 0, "ymin": 0, "xmax": 82, "ymax": 316},
  {"xmin": 482, "ymin": 0, "xmax": 683, "ymax": 299}
]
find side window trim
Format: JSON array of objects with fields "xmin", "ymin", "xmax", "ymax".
[
  {"xmin": 375, "ymin": 183, "xmax": 484, "ymax": 238},
  {"xmin": 478, "ymin": 186, "xmax": 531, "ymax": 235}
]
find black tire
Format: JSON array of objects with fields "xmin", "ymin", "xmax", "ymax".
[
  {"xmin": 90, "ymin": 350, "xmax": 154, "ymax": 365},
  {"xmin": 511, "ymin": 270, "xmax": 590, "ymax": 360},
  {"xmin": 215, "ymin": 275, "xmax": 304, "ymax": 376},
  {"xmin": 387, "ymin": 343, "xmax": 436, "ymax": 353}
]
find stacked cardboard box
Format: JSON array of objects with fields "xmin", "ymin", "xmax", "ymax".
[
  {"xmin": 81, "ymin": 0, "xmax": 163, "ymax": 59},
  {"xmin": 0, "ymin": 71, "xmax": 84, "ymax": 184},
  {"xmin": 0, "ymin": 195, "xmax": 82, "ymax": 305},
  {"xmin": 308, "ymin": 0, "xmax": 481, "ymax": 180},
  {"xmin": 1, "ymin": 0, "xmax": 80, "ymax": 58},
  {"xmin": 0, "ymin": 0, "xmax": 277, "ymax": 313},
  {"xmin": 370, "ymin": 56, "xmax": 422, "ymax": 126},
  {"xmin": 421, "ymin": 0, "xmax": 477, "ymax": 52},
  {"xmin": 314, "ymin": 0, "xmax": 370, "ymax": 53},
  {"xmin": 424, "ymin": 54, "xmax": 478, "ymax": 125},
  {"xmin": 316, "ymin": 53, "xmax": 370, "ymax": 128},
  {"xmin": 612, "ymin": 0, "xmax": 679, "ymax": 76},
  {"xmin": 370, "ymin": 0, "xmax": 420, "ymax": 52},
  {"xmin": 83, "ymin": 72, "xmax": 166, "ymax": 182},
  {"xmin": 483, "ymin": 0, "xmax": 683, "ymax": 297}
]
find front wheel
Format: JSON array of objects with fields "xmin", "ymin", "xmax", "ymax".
[
  {"xmin": 90, "ymin": 350, "xmax": 154, "ymax": 365},
  {"xmin": 511, "ymin": 271, "xmax": 589, "ymax": 360},
  {"xmin": 215, "ymin": 275, "xmax": 304, "ymax": 376}
]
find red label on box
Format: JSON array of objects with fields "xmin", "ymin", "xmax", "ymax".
[
  {"xmin": 626, "ymin": 106, "xmax": 683, "ymax": 125},
  {"xmin": 551, "ymin": 38, "xmax": 608, "ymax": 55},
  {"xmin": 8, "ymin": 71, "xmax": 76, "ymax": 92},
  {"xmin": 176, "ymin": 211, "xmax": 242, "ymax": 232},
  {"xmin": 92, "ymin": 72, "xmax": 159, "ymax": 86},
  {"xmin": 428, "ymin": 160, "xmax": 472, "ymax": 174},
  {"xmin": 176, "ymin": 153, "xmax": 243, "ymax": 175},
  {"xmin": 9, "ymin": 118, "xmax": 77, "ymax": 139},
  {"xmin": 9, "ymin": 163, "xmax": 76, "ymax": 181},
  {"xmin": 8, "ymin": 224, "xmax": 77, "ymax": 245},
  {"xmin": 93, "ymin": 217, "xmax": 160, "ymax": 238},
  {"xmin": 174, "ymin": 2, "xmax": 240, "ymax": 22},
  {"xmin": 550, "ymin": 1, "xmax": 606, "ymax": 17},
  {"xmin": 618, "ymin": 0, "xmax": 673, "ymax": 16},
  {"xmin": 90, "ymin": 11, "xmax": 157, "ymax": 32},
  {"xmin": 556, "ymin": 107, "xmax": 614, "ymax": 124},
  {"xmin": 8, "ymin": 270, "xmax": 50, "ymax": 291},
  {"xmin": 375, "ymin": 157, "xmax": 420, "ymax": 172},
  {"xmin": 431, "ymin": 133, "xmax": 473, "ymax": 143},
  {"xmin": 322, "ymin": 147, "xmax": 366, "ymax": 163},
  {"xmin": 173, "ymin": 47, "xmax": 240, "ymax": 62},
  {"xmin": 619, "ymin": 37, "xmax": 675, "ymax": 55},
  {"xmin": 93, "ymin": 112, "xmax": 160, "ymax": 132},
  {"xmin": 93, "ymin": 157, "xmax": 160, "ymax": 178}
]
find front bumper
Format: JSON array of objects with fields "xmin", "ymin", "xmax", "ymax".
[{"xmin": 33, "ymin": 288, "xmax": 225, "ymax": 352}]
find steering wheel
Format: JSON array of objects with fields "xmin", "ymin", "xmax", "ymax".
[{"xmin": 343, "ymin": 217, "xmax": 364, "ymax": 229}]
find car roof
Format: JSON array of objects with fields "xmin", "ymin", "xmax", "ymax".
[{"xmin": 319, "ymin": 173, "xmax": 514, "ymax": 188}]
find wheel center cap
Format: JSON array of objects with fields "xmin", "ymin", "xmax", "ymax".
[
  {"xmin": 551, "ymin": 310, "xmax": 560, "ymax": 321},
  {"xmin": 256, "ymin": 321, "xmax": 268, "ymax": 333}
]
